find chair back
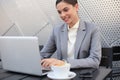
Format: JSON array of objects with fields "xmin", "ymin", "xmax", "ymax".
[
  {"xmin": 112, "ymin": 46, "xmax": 120, "ymax": 61},
  {"xmin": 100, "ymin": 48, "xmax": 113, "ymax": 68},
  {"xmin": 39, "ymin": 45, "xmax": 43, "ymax": 51}
]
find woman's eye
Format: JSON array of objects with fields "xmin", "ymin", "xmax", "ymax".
[
  {"xmin": 63, "ymin": 8, "xmax": 69, "ymax": 12},
  {"xmin": 58, "ymin": 11, "xmax": 61, "ymax": 14},
  {"xmin": 57, "ymin": 7, "xmax": 69, "ymax": 14}
]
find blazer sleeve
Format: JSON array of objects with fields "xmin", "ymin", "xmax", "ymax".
[{"xmin": 40, "ymin": 28, "xmax": 56, "ymax": 59}]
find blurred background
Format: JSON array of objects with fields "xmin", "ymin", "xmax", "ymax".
[{"xmin": 0, "ymin": 0, "xmax": 119, "ymax": 47}]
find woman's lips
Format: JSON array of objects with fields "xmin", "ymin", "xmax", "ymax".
[{"xmin": 63, "ymin": 18, "xmax": 69, "ymax": 22}]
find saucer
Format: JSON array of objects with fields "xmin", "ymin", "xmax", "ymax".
[{"xmin": 47, "ymin": 71, "xmax": 76, "ymax": 80}]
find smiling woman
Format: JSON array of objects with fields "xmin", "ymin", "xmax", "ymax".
[
  {"xmin": 56, "ymin": 0, "xmax": 79, "ymax": 28},
  {"xmin": 41, "ymin": 0, "xmax": 101, "ymax": 69}
]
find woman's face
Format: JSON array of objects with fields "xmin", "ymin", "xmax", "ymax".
[{"xmin": 56, "ymin": 1, "xmax": 79, "ymax": 27}]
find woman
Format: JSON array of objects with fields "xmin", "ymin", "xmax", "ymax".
[{"xmin": 41, "ymin": 0, "xmax": 101, "ymax": 69}]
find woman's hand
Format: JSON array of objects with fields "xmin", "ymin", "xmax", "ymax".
[{"xmin": 41, "ymin": 58, "xmax": 65, "ymax": 68}]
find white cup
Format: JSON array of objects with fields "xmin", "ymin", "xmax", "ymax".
[{"xmin": 51, "ymin": 63, "xmax": 71, "ymax": 78}]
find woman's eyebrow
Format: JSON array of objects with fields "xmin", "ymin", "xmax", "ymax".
[
  {"xmin": 57, "ymin": 7, "xmax": 69, "ymax": 14},
  {"xmin": 63, "ymin": 7, "xmax": 69, "ymax": 10}
]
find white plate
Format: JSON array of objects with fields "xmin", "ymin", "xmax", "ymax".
[{"xmin": 47, "ymin": 71, "xmax": 76, "ymax": 80}]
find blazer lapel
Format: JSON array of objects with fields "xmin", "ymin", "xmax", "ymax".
[
  {"xmin": 74, "ymin": 21, "xmax": 86, "ymax": 58},
  {"xmin": 60, "ymin": 24, "xmax": 68, "ymax": 59}
]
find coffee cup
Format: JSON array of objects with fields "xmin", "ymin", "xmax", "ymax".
[{"xmin": 51, "ymin": 63, "xmax": 71, "ymax": 78}]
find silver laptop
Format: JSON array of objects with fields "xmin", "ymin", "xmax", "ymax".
[{"xmin": 0, "ymin": 36, "xmax": 50, "ymax": 76}]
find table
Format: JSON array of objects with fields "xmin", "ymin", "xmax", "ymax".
[{"xmin": 0, "ymin": 62, "xmax": 111, "ymax": 80}]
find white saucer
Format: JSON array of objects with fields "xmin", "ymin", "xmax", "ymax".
[{"xmin": 47, "ymin": 71, "xmax": 76, "ymax": 80}]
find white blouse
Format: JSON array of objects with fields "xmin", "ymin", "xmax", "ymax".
[{"xmin": 67, "ymin": 20, "xmax": 80, "ymax": 59}]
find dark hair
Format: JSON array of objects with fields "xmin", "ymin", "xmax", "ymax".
[{"xmin": 56, "ymin": 0, "xmax": 78, "ymax": 6}]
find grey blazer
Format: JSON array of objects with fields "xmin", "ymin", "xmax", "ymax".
[{"xmin": 41, "ymin": 20, "xmax": 101, "ymax": 69}]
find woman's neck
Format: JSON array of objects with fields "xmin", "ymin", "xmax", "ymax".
[{"xmin": 69, "ymin": 17, "xmax": 80, "ymax": 28}]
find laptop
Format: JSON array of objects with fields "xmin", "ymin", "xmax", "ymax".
[{"xmin": 0, "ymin": 36, "xmax": 50, "ymax": 76}]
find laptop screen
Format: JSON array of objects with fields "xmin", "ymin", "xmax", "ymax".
[{"xmin": 0, "ymin": 36, "xmax": 49, "ymax": 76}]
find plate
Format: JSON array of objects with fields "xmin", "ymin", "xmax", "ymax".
[{"xmin": 47, "ymin": 71, "xmax": 76, "ymax": 80}]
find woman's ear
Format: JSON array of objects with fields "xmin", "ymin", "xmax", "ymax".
[{"xmin": 75, "ymin": 3, "xmax": 79, "ymax": 12}]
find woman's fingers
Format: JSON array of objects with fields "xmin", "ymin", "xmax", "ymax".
[
  {"xmin": 41, "ymin": 59, "xmax": 52, "ymax": 67},
  {"xmin": 41, "ymin": 58, "xmax": 65, "ymax": 68}
]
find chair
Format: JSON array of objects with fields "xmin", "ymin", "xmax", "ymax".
[
  {"xmin": 100, "ymin": 47, "xmax": 113, "ymax": 80},
  {"xmin": 112, "ymin": 46, "xmax": 120, "ymax": 77},
  {"xmin": 101, "ymin": 46, "xmax": 120, "ymax": 79},
  {"xmin": 100, "ymin": 47, "xmax": 113, "ymax": 68},
  {"xmin": 39, "ymin": 45, "xmax": 43, "ymax": 51}
]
